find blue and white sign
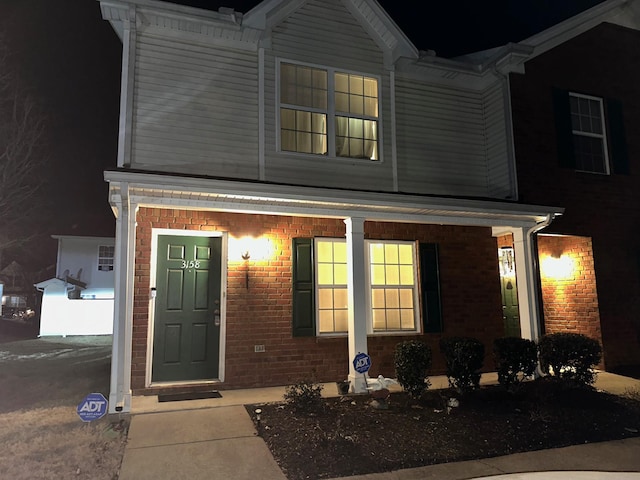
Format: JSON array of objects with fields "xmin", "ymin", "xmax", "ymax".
[
  {"xmin": 353, "ymin": 352, "xmax": 371, "ymax": 374},
  {"xmin": 77, "ymin": 393, "xmax": 108, "ymax": 422}
]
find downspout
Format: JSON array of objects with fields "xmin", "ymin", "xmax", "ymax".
[{"xmin": 525, "ymin": 213, "xmax": 554, "ymax": 340}]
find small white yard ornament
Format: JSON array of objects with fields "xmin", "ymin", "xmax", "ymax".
[{"xmin": 369, "ymin": 375, "xmax": 398, "ymax": 391}]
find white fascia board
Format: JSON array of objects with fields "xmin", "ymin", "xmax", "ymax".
[
  {"xmin": 51, "ymin": 235, "xmax": 115, "ymax": 242},
  {"xmin": 395, "ymin": 45, "xmax": 533, "ymax": 91},
  {"xmin": 516, "ymin": 0, "xmax": 635, "ymax": 60},
  {"xmin": 343, "ymin": 0, "xmax": 419, "ymax": 62},
  {"xmin": 454, "ymin": 0, "xmax": 638, "ymax": 75},
  {"xmin": 244, "ymin": 0, "xmax": 418, "ymax": 65},
  {"xmin": 100, "ymin": 0, "xmax": 262, "ymax": 48},
  {"xmin": 104, "ymin": 170, "xmax": 563, "ymax": 228}
]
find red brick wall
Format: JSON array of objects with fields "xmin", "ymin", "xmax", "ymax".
[
  {"xmin": 510, "ymin": 23, "xmax": 640, "ymax": 368},
  {"xmin": 537, "ymin": 235, "xmax": 603, "ymax": 362},
  {"xmin": 131, "ymin": 208, "xmax": 504, "ymax": 392}
]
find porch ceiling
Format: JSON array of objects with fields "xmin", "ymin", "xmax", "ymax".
[{"xmin": 105, "ymin": 170, "xmax": 563, "ymax": 229}]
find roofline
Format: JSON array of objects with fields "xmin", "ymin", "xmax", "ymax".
[
  {"xmin": 104, "ymin": 169, "xmax": 563, "ymax": 228},
  {"xmin": 51, "ymin": 235, "xmax": 115, "ymax": 241},
  {"xmin": 521, "ymin": 0, "xmax": 638, "ymax": 58}
]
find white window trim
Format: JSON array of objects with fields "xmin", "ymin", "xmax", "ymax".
[
  {"xmin": 314, "ymin": 238, "xmax": 348, "ymax": 337},
  {"xmin": 276, "ymin": 58, "xmax": 383, "ymax": 163},
  {"xmin": 313, "ymin": 238, "xmax": 421, "ymax": 337},
  {"xmin": 569, "ymin": 92, "xmax": 610, "ymax": 175},
  {"xmin": 364, "ymin": 239, "xmax": 421, "ymax": 336},
  {"xmin": 97, "ymin": 245, "xmax": 115, "ymax": 272}
]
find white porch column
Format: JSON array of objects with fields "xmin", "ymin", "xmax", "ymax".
[
  {"xmin": 512, "ymin": 227, "xmax": 542, "ymax": 341},
  {"xmin": 109, "ymin": 184, "xmax": 137, "ymax": 413},
  {"xmin": 344, "ymin": 217, "xmax": 369, "ymax": 393}
]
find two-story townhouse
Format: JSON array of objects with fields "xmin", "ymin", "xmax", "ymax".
[
  {"xmin": 490, "ymin": 0, "xmax": 640, "ymax": 372},
  {"xmin": 100, "ymin": 0, "xmax": 565, "ymax": 413}
]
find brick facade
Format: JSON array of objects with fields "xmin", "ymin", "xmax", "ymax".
[
  {"xmin": 510, "ymin": 23, "xmax": 640, "ymax": 368},
  {"xmin": 537, "ymin": 235, "xmax": 604, "ymax": 364},
  {"xmin": 131, "ymin": 207, "xmax": 504, "ymax": 394}
]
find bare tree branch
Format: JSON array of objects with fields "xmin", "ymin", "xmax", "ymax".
[{"xmin": 0, "ymin": 35, "xmax": 47, "ymax": 253}]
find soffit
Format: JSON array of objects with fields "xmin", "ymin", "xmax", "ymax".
[{"xmin": 105, "ymin": 171, "xmax": 562, "ymax": 229}]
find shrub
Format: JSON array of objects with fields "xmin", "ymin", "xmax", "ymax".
[
  {"xmin": 284, "ymin": 378, "xmax": 324, "ymax": 412},
  {"xmin": 394, "ymin": 340, "xmax": 432, "ymax": 399},
  {"xmin": 493, "ymin": 337, "xmax": 537, "ymax": 389},
  {"xmin": 538, "ymin": 332, "xmax": 602, "ymax": 386},
  {"xmin": 440, "ymin": 336, "xmax": 485, "ymax": 392}
]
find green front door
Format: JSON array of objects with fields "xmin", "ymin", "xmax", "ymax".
[
  {"xmin": 152, "ymin": 235, "xmax": 222, "ymax": 383},
  {"xmin": 498, "ymin": 248, "xmax": 521, "ymax": 338}
]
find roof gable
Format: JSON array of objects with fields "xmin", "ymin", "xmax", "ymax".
[
  {"xmin": 520, "ymin": 0, "xmax": 640, "ymax": 59},
  {"xmin": 243, "ymin": 0, "xmax": 418, "ymax": 66}
]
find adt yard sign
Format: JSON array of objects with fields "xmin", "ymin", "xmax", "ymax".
[
  {"xmin": 77, "ymin": 393, "xmax": 108, "ymax": 422},
  {"xmin": 353, "ymin": 352, "xmax": 371, "ymax": 374}
]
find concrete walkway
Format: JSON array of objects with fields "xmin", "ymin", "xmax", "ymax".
[{"xmin": 118, "ymin": 372, "xmax": 640, "ymax": 480}]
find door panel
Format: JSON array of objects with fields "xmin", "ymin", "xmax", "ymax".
[
  {"xmin": 152, "ymin": 235, "xmax": 222, "ymax": 383},
  {"xmin": 499, "ymin": 248, "xmax": 521, "ymax": 338}
]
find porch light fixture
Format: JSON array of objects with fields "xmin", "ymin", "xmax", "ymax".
[
  {"xmin": 540, "ymin": 254, "xmax": 575, "ymax": 280},
  {"xmin": 242, "ymin": 250, "xmax": 250, "ymax": 290}
]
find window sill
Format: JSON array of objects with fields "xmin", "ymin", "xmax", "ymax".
[{"xmin": 278, "ymin": 150, "xmax": 383, "ymax": 165}]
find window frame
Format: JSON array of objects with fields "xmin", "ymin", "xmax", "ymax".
[
  {"xmin": 365, "ymin": 239, "xmax": 421, "ymax": 336},
  {"xmin": 97, "ymin": 245, "xmax": 115, "ymax": 272},
  {"xmin": 312, "ymin": 238, "xmax": 421, "ymax": 337},
  {"xmin": 568, "ymin": 92, "xmax": 610, "ymax": 175},
  {"xmin": 276, "ymin": 58, "xmax": 382, "ymax": 163}
]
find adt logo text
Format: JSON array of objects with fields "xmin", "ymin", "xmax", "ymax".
[{"xmin": 77, "ymin": 393, "xmax": 108, "ymax": 422}]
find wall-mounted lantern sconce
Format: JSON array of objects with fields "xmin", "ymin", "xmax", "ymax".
[
  {"xmin": 540, "ymin": 253, "xmax": 575, "ymax": 280},
  {"xmin": 242, "ymin": 250, "xmax": 250, "ymax": 289}
]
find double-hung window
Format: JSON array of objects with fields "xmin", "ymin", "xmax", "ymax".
[
  {"xmin": 315, "ymin": 239, "xmax": 348, "ymax": 334},
  {"xmin": 569, "ymin": 92, "xmax": 609, "ymax": 174},
  {"xmin": 279, "ymin": 61, "xmax": 379, "ymax": 161},
  {"xmin": 553, "ymin": 88, "xmax": 629, "ymax": 175},
  {"xmin": 368, "ymin": 241, "xmax": 418, "ymax": 332},
  {"xmin": 312, "ymin": 239, "xmax": 418, "ymax": 336}
]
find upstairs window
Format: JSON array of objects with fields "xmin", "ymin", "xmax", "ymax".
[
  {"xmin": 569, "ymin": 93, "xmax": 609, "ymax": 174},
  {"xmin": 553, "ymin": 88, "xmax": 629, "ymax": 175},
  {"xmin": 98, "ymin": 245, "xmax": 114, "ymax": 272},
  {"xmin": 279, "ymin": 61, "xmax": 379, "ymax": 161}
]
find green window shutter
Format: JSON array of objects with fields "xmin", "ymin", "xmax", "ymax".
[
  {"xmin": 552, "ymin": 88, "xmax": 576, "ymax": 169},
  {"xmin": 419, "ymin": 243, "xmax": 442, "ymax": 333},
  {"xmin": 606, "ymin": 98, "xmax": 629, "ymax": 175},
  {"xmin": 292, "ymin": 238, "xmax": 315, "ymax": 337}
]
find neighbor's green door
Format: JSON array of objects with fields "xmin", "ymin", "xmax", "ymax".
[
  {"xmin": 501, "ymin": 275, "xmax": 521, "ymax": 338},
  {"xmin": 152, "ymin": 235, "xmax": 222, "ymax": 382}
]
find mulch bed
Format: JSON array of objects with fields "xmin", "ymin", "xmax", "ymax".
[{"xmin": 246, "ymin": 379, "xmax": 640, "ymax": 480}]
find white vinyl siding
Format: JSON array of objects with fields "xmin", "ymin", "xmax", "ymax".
[
  {"xmin": 395, "ymin": 77, "xmax": 488, "ymax": 197},
  {"xmin": 131, "ymin": 35, "xmax": 259, "ymax": 178},
  {"xmin": 483, "ymin": 81, "xmax": 513, "ymax": 199}
]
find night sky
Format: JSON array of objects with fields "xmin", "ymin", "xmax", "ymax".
[{"xmin": 0, "ymin": 0, "xmax": 605, "ymax": 269}]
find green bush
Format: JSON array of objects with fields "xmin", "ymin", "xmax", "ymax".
[
  {"xmin": 284, "ymin": 378, "xmax": 324, "ymax": 412},
  {"xmin": 394, "ymin": 340, "xmax": 432, "ymax": 399},
  {"xmin": 538, "ymin": 332, "xmax": 602, "ymax": 386},
  {"xmin": 493, "ymin": 337, "xmax": 537, "ymax": 389},
  {"xmin": 440, "ymin": 336, "xmax": 484, "ymax": 392}
]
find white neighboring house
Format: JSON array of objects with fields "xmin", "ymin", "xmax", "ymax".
[{"xmin": 35, "ymin": 235, "xmax": 115, "ymax": 337}]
